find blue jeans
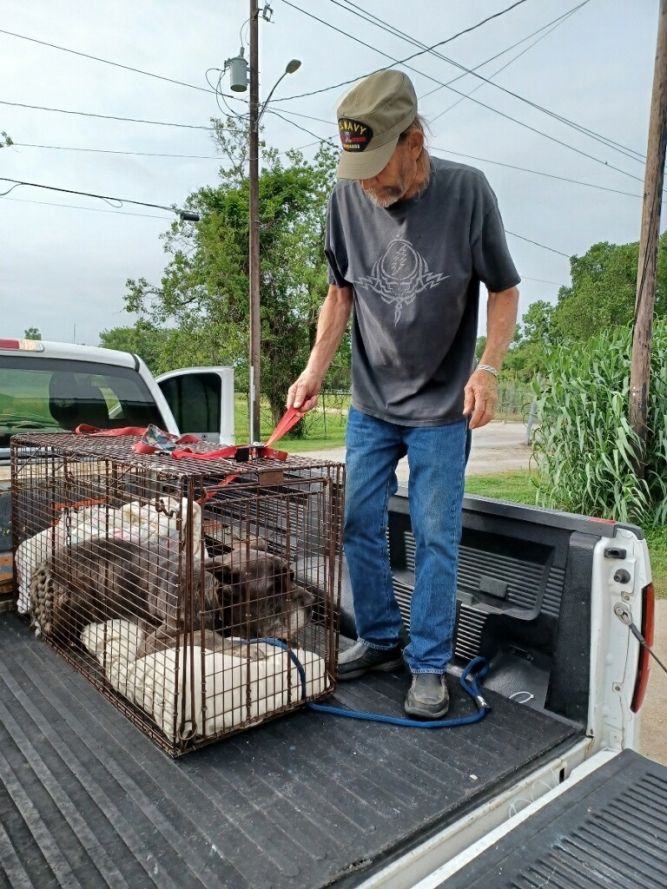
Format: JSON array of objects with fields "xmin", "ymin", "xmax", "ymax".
[{"xmin": 344, "ymin": 406, "xmax": 469, "ymax": 675}]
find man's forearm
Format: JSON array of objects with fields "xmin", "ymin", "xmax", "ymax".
[
  {"xmin": 305, "ymin": 284, "xmax": 353, "ymax": 381},
  {"xmin": 480, "ymin": 286, "xmax": 519, "ymax": 370}
]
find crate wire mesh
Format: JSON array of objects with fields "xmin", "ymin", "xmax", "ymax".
[{"xmin": 11, "ymin": 433, "xmax": 344, "ymax": 756}]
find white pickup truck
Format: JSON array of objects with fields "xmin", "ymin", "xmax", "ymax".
[
  {"xmin": 0, "ymin": 338, "xmax": 234, "ymax": 601},
  {"xmin": 0, "ymin": 337, "xmax": 664, "ymax": 889}
]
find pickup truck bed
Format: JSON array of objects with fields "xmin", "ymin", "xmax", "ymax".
[{"xmin": 0, "ymin": 613, "xmax": 580, "ymax": 889}]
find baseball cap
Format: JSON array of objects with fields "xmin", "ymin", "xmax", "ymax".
[{"xmin": 336, "ymin": 69, "xmax": 418, "ymax": 180}]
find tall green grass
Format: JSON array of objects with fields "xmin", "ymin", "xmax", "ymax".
[{"xmin": 532, "ymin": 322, "xmax": 667, "ymax": 526}]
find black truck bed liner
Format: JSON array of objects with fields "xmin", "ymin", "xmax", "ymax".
[
  {"xmin": 440, "ymin": 748, "xmax": 667, "ymax": 889},
  {"xmin": 0, "ymin": 613, "xmax": 581, "ymax": 889}
]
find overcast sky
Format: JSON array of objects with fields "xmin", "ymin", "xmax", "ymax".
[{"xmin": 0, "ymin": 0, "xmax": 662, "ymax": 347}]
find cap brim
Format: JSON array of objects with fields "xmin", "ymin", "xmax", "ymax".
[{"xmin": 336, "ymin": 136, "xmax": 399, "ymax": 180}]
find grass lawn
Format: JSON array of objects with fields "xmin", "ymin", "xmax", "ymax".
[
  {"xmin": 463, "ymin": 470, "xmax": 667, "ymax": 600},
  {"xmin": 464, "ymin": 470, "xmax": 539, "ymax": 505},
  {"xmin": 646, "ymin": 526, "xmax": 667, "ymax": 600},
  {"xmin": 234, "ymin": 394, "xmax": 346, "ymax": 450}
]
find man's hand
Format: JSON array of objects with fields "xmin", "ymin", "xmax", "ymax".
[
  {"xmin": 287, "ymin": 370, "xmax": 322, "ymax": 413},
  {"xmin": 463, "ymin": 369, "xmax": 499, "ymax": 429}
]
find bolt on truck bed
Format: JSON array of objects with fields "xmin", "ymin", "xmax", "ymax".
[{"xmin": 1, "ymin": 492, "xmax": 653, "ymax": 888}]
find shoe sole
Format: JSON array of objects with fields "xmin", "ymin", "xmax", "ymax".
[
  {"xmin": 336, "ymin": 657, "xmax": 404, "ymax": 682},
  {"xmin": 403, "ymin": 702, "xmax": 449, "ymax": 720}
]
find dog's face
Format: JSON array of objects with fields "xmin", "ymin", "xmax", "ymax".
[{"xmin": 205, "ymin": 548, "xmax": 313, "ymax": 640}]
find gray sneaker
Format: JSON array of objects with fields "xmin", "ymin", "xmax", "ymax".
[
  {"xmin": 337, "ymin": 640, "xmax": 404, "ymax": 681},
  {"xmin": 404, "ymin": 673, "xmax": 449, "ymax": 719}
]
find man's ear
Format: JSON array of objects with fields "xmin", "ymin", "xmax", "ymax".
[{"xmin": 407, "ymin": 128, "xmax": 424, "ymax": 160}]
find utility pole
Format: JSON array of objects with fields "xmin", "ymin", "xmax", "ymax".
[
  {"xmin": 629, "ymin": 0, "xmax": 667, "ymax": 474},
  {"xmin": 248, "ymin": 0, "xmax": 261, "ymax": 444}
]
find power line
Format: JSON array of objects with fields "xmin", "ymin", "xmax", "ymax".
[
  {"xmin": 13, "ymin": 142, "xmax": 223, "ymax": 160},
  {"xmin": 9, "ymin": 139, "xmax": 640, "ymax": 199},
  {"xmin": 274, "ymin": 0, "xmax": 530, "ymax": 102},
  {"xmin": 265, "ymin": 108, "xmax": 337, "ymax": 146},
  {"xmin": 2, "ymin": 195, "xmax": 172, "ymax": 220},
  {"xmin": 0, "ymin": 176, "xmax": 189, "ymax": 214},
  {"xmin": 0, "ymin": 26, "xmax": 215, "ymax": 96},
  {"xmin": 0, "ymin": 164, "xmax": 570, "ymax": 260},
  {"xmin": 0, "ymin": 26, "xmax": 331, "ymax": 128},
  {"xmin": 0, "ymin": 98, "xmax": 215, "ymax": 130},
  {"xmin": 11, "ymin": 139, "xmax": 322, "ymax": 159},
  {"xmin": 335, "ymin": 0, "xmax": 645, "ymax": 164},
  {"xmin": 279, "ymin": 0, "xmax": 645, "ymax": 186},
  {"xmin": 522, "ymin": 276, "xmax": 563, "ymax": 286},
  {"xmin": 430, "ymin": 147, "xmax": 642, "ymax": 198},
  {"xmin": 0, "ymin": 95, "xmax": 327, "ymax": 135},
  {"xmin": 505, "ymin": 230, "xmax": 570, "ymax": 258},
  {"xmin": 416, "ymin": 3, "xmax": 584, "ymax": 105}
]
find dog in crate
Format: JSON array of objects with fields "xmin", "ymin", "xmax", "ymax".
[
  {"xmin": 29, "ymin": 537, "xmax": 220, "ymax": 647},
  {"xmin": 29, "ymin": 535, "xmax": 314, "ymax": 651},
  {"xmin": 205, "ymin": 542, "xmax": 315, "ymax": 641}
]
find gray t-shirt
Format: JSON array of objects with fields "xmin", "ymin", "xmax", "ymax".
[{"xmin": 325, "ymin": 157, "xmax": 520, "ymax": 426}]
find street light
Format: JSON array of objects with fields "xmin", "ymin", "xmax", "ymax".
[
  {"xmin": 258, "ymin": 59, "xmax": 302, "ymax": 124},
  {"xmin": 248, "ymin": 5, "xmax": 301, "ymax": 443}
]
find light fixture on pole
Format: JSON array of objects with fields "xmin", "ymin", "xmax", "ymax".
[
  {"xmin": 247, "ymin": 1, "xmax": 301, "ymax": 443},
  {"xmin": 258, "ymin": 58, "xmax": 301, "ymax": 125}
]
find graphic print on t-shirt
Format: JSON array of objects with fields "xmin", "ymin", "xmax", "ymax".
[{"xmin": 357, "ymin": 238, "xmax": 449, "ymax": 325}]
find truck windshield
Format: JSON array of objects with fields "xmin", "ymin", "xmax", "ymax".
[{"xmin": 0, "ymin": 356, "xmax": 164, "ymax": 448}]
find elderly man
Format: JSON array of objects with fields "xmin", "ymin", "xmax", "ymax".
[{"xmin": 287, "ymin": 69, "xmax": 519, "ymax": 719}]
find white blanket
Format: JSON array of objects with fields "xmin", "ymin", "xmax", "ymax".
[{"xmin": 81, "ymin": 619, "xmax": 327, "ymax": 742}]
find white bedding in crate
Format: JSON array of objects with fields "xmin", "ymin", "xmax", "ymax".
[
  {"xmin": 81, "ymin": 618, "xmax": 327, "ymax": 741},
  {"xmin": 16, "ymin": 497, "xmax": 202, "ymax": 614}
]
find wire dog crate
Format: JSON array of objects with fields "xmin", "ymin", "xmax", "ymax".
[{"xmin": 11, "ymin": 432, "xmax": 344, "ymax": 756}]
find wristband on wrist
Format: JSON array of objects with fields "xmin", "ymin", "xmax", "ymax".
[{"xmin": 477, "ymin": 363, "xmax": 499, "ymax": 378}]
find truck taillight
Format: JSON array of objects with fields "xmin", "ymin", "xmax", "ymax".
[
  {"xmin": 631, "ymin": 582, "xmax": 655, "ymax": 713},
  {"xmin": 0, "ymin": 338, "xmax": 44, "ymax": 352}
]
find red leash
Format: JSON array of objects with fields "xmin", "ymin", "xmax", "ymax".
[{"xmin": 74, "ymin": 408, "xmax": 304, "ymax": 461}]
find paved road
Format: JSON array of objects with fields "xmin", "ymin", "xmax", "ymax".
[
  {"xmin": 305, "ymin": 419, "xmax": 532, "ymax": 483},
  {"xmin": 303, "ymin": 420, "xmax": 666, "ymax": 764}
]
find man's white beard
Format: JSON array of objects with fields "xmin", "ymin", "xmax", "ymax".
[{"xmin": 362, "ymin": 187, "xmax": 403, "ymax": 208}]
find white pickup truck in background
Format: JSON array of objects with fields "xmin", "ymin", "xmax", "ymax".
[
  {"xmin": 0, "ymin": 337, "xmax": 234, "ymax": 601},
  {"xmin": 0, "ymin": 336, "xmax": 664, "ymax": 889}
]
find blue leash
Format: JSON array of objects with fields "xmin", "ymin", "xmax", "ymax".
[{"xmin": 254, "ymin": 638, "xmax": 491, "ymax": 729}]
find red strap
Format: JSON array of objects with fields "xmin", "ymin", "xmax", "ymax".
[
  {"xmin": 132, "ymin": 441, "xmax": 158, "ymax": 455},
  {"xmin": 171, "ymin": 445, "xmax": 238, "ymax": 461},
  {"xmin": 171, "ymin": 444, "xmax": 288, "ymax": 462},
  {"xmin": 75, "ymin": 424, "xmax": 148, "ymax": 436},
  {"xmin": 265, "ymin": 407, "xmax": 304, "ymax": 448},
  {"xmin": 197, "ymin": 474, "xmax": 240, "ymax": 506}
]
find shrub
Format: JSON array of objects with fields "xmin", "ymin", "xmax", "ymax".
[{"xmin": 532, "ymin": 321, "xmax": 667, "ymax": 525}]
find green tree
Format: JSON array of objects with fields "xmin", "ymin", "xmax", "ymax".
[
  {"xmin": 99, "ymin": 320, "xmax": 173, "ymax": 374},
  {"xmin": 553, "ymin": 235, "xmax": 667, "ymax": 341},
  {"xmin": 0, "ymin": 131, "xmax": 13, "ymax": 148},
  {"xmin": 474, "ymin": 336, "xmax": 487, "ymax": 362},
  {"xmin": 520, "ymin": 299, "xmax": 557, "ymax": 344},
  {"xmin": 125, "ymin": 118, "xmax": 343, "ymax": 424},
  {"xmin": 24, "ymin": 327, "xmax": 42, "ymax": 340},
  {"xmin": 504, "ymin": 300, "xmax": 559, "ymax": 380}
]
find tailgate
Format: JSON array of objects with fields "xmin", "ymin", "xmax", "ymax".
[{"xmin": 436, "ymin": 748, "xmax": 667, "ymax": 888}]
